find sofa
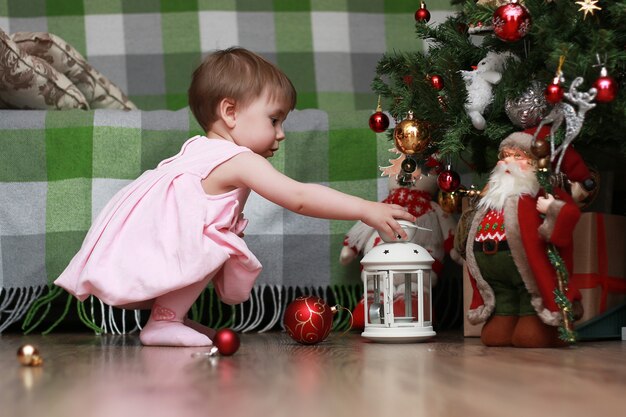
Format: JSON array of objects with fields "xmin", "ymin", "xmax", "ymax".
[{"xmin": 0, "ymin": 1, "xmax": 459, "ymax": 334}]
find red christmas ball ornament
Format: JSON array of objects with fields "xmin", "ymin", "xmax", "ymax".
[
  {"xmin": 437, "ymin": 167, "xmax": 461, "ymax": 193},
  {"xmin": 283, "ymin": 296, "xmax": 336, "ymax": 345},
  {"xmin": 369, "ymin": 111, "xmax": 390, "ymax": 133},
  {"xmin": 544, "ymin": 77, "xmax": 565, "ymax": 104},
  {"xmin": 593, "ymin": 67, "xmax": 618, "ymax": 103},
  {"xmin": 492, "ymin": 0, "xmax": 531, "ymax": 42},
  {"xmin": 415, "ymin": 2, "xmax": 431, "ymax": 22},
  {"xmin": 213, "ymin": 328, "xmax": 240, "ymax": 356},
  {"xmin": 429, "ymin": 74, "xmax": 444, "ymax": 91}
]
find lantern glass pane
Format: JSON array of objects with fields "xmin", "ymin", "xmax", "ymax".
[
  {"xmin": 365, "ymin": 272, "xmax": 385, "ymax": 324},
  {"xmin": 423, "ymin": 270, "xmax": 431, "ymax": 323},
  {"xmin": 392, "ymin": 272, "xmax": 418, "ymax": 322}
]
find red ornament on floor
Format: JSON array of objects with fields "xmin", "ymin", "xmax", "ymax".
[
  {"xmin": 283, "ymin": 296, "xmax": 336, "ymax": 345},
  {"xmin": 369, "ymin": 111, "xmax": 390, "ymax": 133},
  {"xmin": 213, "ymin": 328, "xmax": 240, "ymax": 356},
  {"xmin": 492, "ymin": 0, "xmax": 531, "ymax": 42}
]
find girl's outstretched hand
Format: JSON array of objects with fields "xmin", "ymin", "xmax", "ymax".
[{"xmin": 361, "ymin": 201, "xmax": 416, "ymax": 242}]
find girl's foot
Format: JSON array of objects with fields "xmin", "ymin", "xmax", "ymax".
[
  {"xmin": 183, "ymin": 318, "xmax": 217, "ymax": 340},
  {"xmin": 139, "ymin": 304, "xmax": 212, "ymax": 346},
  {"xmin": 140, "ymin": 319, "xmax": 212, "ymax": 347}
]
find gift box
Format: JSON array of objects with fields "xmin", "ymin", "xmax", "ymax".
[{"xmin": 571, "ymin": 212, "xmax": 626, "ymax": 325}]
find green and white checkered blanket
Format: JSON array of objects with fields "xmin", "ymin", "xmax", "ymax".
[
  {"xmin": 0, "ymin": 0, "xmax": 457, "ymax": 333},
  {"xmin": 0, "ymin": 0, "xmax": 455, "ymax": 112},
  {"xmin": 0, "ymin": 107, "xmax": 399, "ymax": 332}
]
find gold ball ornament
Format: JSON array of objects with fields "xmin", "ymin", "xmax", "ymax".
[
  {"xmin": 465, "ymin": 187, "xmax": 481, "ymax": 198},
  {"xmin": 537, "ymin": 158, "xmax": 550, "ymax": 170},
  {"xmin": 438, "ymin": 187, "xmax": 465, "ymax": 214},
  {"xmin": 531, "ymin": 137, "xmax": 550, "ymax": 159},
  {"xmin": 17, "ymin": 344, "xmax": 43, "ymax": 367},
  {"xmin": 393, "ymin": 111, "xmax": 430, "ymax": 155}
]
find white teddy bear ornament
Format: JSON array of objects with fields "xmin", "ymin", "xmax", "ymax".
[{"xmin": 460, "ymin": 51, "xmax": 518, "ymax": 130}]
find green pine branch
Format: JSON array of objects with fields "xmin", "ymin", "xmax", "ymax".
[{"xmin": 373, "ymin": 0, "xmax": 626, "ymax": 173}]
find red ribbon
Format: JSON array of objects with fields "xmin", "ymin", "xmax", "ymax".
[{"xmin": 571, "ymin": 213, "xmax": 626, "ymax": 312}]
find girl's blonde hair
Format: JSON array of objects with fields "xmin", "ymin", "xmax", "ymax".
[{"xmin": 188, "ymin": 47, "xmax": 297, "ymax": 132}]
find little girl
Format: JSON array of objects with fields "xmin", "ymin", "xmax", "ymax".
[{"xmin": 55, "ymin": 47, "xmax": 415, "ymax": 347}]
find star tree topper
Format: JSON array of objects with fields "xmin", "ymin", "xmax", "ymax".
[{"xmin": 575, "ymin": 0, "xmax": 601, "ymax": 19}]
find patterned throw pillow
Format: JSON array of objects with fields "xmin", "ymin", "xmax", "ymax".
[
  {"xmin": 0, "ymin": 28, "xmax": 88, "ymax": 110},
  {"xmin": 12, "ymin": 31, "xmax": 137, "ymax": 110}
]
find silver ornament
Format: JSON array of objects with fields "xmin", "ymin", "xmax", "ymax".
[{"xmin": 505, "ymin": 81, "xmax": 549, "ymax": 128}]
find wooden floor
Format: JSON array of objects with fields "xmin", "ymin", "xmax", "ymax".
[{"xmin": 1, "ymin": 330, "xmax": 624, "ymax": 417}]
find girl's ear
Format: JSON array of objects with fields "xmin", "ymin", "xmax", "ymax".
[{"xmin": 218, "ymin": 98, "xmax": 237, "ymax": 129}]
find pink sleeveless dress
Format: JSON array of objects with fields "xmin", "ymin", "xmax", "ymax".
[{"xmin": 55, "ymin": 136, "xmax": 262, "ymax": 306}]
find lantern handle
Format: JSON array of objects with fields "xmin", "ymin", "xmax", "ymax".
[{"xmin": 398, "ymin": 220, "xmax": 431, "ymax": 232}]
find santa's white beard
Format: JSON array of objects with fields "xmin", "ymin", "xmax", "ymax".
[{"xmin": 478, "ymin": 161, "xmax": 540, "ymax": 211}]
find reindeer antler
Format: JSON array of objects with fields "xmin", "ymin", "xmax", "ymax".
[{"xmin": 532, "ymin": 77, "xmax": 597, "ymax": 174}]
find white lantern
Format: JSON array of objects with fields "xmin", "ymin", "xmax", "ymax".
[{"xmin": 360, "ymin": 221, "xmax": 435, "ymax": 342}]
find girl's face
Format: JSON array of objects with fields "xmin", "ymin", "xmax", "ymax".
[{"xmin": 231, "ymin": 91, "xmax": 290, "ymax": 158}]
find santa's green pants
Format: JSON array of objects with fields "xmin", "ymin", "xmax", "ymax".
[{"xmin": 474, "ymin": 249, "xmax": 536, "ymax": 316}]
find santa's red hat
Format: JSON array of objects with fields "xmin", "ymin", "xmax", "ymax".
[
  {"xmin": 499, "ymin": 130, "xmax": 534, "ymax": 155},
  {"xmin": 523, "ymin": 125, "xmax": 550, "ymax": 141}
]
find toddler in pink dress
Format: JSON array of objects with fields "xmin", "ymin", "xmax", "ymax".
[{"xmin": 55, "ymin": 47, "xmax": 415, "ymax": 347}]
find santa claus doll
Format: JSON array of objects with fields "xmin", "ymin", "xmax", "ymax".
[{"xmin": 464, "ymin": 129, "xmax": 587, "ymax": 348}]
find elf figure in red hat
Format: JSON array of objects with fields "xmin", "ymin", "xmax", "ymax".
[{"xmin": 464, "ymin": 129, "xmax": 587, "ymax": 348}]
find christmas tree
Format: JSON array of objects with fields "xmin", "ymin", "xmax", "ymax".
[{"xmin": 372, "ymin": 0, "xmax": 626, "ymax": 176}]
